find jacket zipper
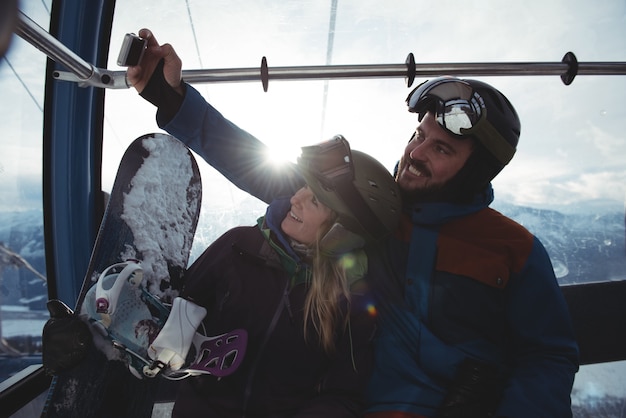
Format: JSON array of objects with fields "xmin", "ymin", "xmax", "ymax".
[
  {"xmin": 283, "ymin": 285, "xmax": 295, "ymax": 325},
  {"xmin": 241, "ymin": 279, "xmax": 292, "ymax": 417}
]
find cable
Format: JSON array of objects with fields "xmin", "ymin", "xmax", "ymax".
[
  {"xmin": 321, "ymin": 0, "xmax": 338, "ymax": 137},
  {"xmin": 185, "ymin": 0, "xmax": 203, "ymax": 68},
  {"xmin": 40, "ymin": 0, "xmax": 50, "ymax": 15},
  {"xmin": 3, "ymin": 56, "xmax": 43, "ymax": 112}
]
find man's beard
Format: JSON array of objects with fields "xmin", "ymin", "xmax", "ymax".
[
  {"xmin": 399, "ymin": 181, "xmax": 449, "ymax": 205},
  {"xmin": 399, "ymin": 164, "xmax": 489, "ymax": 206},
  {"xmin": 396, "ymin": 159, "xmax": 450, "ymax": 204}
]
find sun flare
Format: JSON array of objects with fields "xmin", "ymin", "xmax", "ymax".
[{"xmin": 265, "ymin": 145, "xmax": 301, "ymax": 166}]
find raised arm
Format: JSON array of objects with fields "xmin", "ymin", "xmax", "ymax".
[
  {"xmin": 162, "ymin": 85, "xmax": 303, "ymax": 204},
  {"xmin": 128, "ymin": 29, "xmax": 302, "ymax": 203}
]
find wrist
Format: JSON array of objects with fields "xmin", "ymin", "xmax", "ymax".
[{"xmin": 140, "ymin": 59, "xmax": 185, "ymax": 124}]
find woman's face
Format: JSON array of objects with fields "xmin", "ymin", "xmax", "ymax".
[{"xmin": 281, "ymin": 186, "xmax": 334, "ymax": 245}]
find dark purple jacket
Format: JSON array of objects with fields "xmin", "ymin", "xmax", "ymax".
[{"xmin": 173, "ymin": 202, "xmax": 375, "ymax": 418}]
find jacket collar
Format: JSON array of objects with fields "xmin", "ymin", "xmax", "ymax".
[
  {"xmin": 262, "ymin": 197, "xmax": 303, "ymax": 262},
  {"xmin": 257, "ymin": 197, "xmax": 312, "ymax": 286},
  {"xmin": 259, "ymin": 197, "xmax": 368, "ymax": 287},
  {"xmin": 407, "ymin": 183, "xmax": 494, "ymax": 226}
]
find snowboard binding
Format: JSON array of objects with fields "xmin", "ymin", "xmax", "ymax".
[
  {"xmin": 84, "ymin": 260, "xmax": 248, "ymax": 381},
  {"xmin": 143, "ymin": 327, "xmax": 248, "ymax": 380},
  {"xmin": 140, "ymin": 295, "xmax": 248, "ymax": 380},
  {"xmin": 83, "ymin": 260, "xmax": 170, "ymax": 378}
]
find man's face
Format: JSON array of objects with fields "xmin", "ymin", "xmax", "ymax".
[{"xmin": 395, "ymin": 112, "xmax": 475, "ymax": 201}]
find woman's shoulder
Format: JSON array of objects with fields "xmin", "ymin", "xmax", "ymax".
[
  {"xmin": 199, "ymin": 224, "xmax": 262, "ymax": 258},
  {"xmin": 340, "ymin": 249, "xmax": 368, "ymax": 288}
]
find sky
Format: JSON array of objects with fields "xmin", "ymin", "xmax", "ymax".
[
  {"xmin": 2, "ymin": 0, "xmax": 625, "ymax": 214},
  {"xmin": 102, "ymin": 0, "xmax": 626, "ymax": 212}
]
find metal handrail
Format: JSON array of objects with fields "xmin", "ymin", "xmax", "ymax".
[{"xmin": 14, "ymin": 10, "xmax": 626, "ymax": 91}]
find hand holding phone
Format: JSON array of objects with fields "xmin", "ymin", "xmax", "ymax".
[{"xmin": 117, "ymin": 33, "xmax": 147, "ymax": 67}]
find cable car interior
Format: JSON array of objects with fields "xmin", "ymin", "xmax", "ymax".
[{"xmin": 1, "ymin": 1, "xmax": 625, "ymax": 416}]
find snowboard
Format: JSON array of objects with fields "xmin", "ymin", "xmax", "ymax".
[{"xmin": 41, "ymin": 133, "xmax": 202, "ymax": 418}]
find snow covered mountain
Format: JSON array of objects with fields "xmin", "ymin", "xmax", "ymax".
[
  {"xmin": 0, "ymin": 210, "xmax": 47, "ymax": 311},
  {"xmin": 493, "ymin": 201, "xmax": 626, "ymax": 285},
  {"xmin": 1, "ymin": 201, "xmax": 625, "ymax": 314}
]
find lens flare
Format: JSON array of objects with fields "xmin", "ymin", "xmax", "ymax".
[
  {"xmin": 338, "ymin": 253, "xmax": 356, "ymax": 270},
  {"xmin": 366, "ymin": 303, "xmax": 377, "ymax": 317}
]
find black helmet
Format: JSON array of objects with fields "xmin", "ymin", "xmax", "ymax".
[
  {"xmin": 297, "ymin": 135, "xmax": 401, "ymax": 251},
  {"xmin": 465, "ymin": 78, "xmax": 521, "ymax": 161},
  {"xmin": 406, "ymin": 76, "xmax": 521, "ymax": 166}
]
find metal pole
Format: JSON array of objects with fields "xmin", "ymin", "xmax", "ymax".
[
  {"xmin": 14, "ymin": 10, "xmax": 94, "ymax": 81},
  {"xmin": 14, "ymin": 10, "xmax": 626, "ymax": 90},
  {"xmin": 179, "ymin": 58, "xmax": 626, "ymax": 88},
  {"xmin": 181, "ymin": 58, "xmax": 626, "ymax": 83}
]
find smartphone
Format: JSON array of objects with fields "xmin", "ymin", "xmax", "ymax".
[{"xmin": 117, "ymin": 33, "xmax": 147, "ymax": 67}]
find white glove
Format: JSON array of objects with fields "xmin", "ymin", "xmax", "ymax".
[{"xmin": 143, "ymin": 297, "xmax": 206, "ymax": 377}]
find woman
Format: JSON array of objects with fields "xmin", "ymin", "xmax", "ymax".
[{"xmin": 147, "ymin": 136, "xmax": 401, "ymax": 417}]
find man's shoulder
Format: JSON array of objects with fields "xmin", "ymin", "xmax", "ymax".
[
  {"xmin": 445, "ymin": 207, "xmax": 533, "ymax": 240},
  {"xmin": 438, "ymin": 208, "xmax": 537, "ymax": 282}
]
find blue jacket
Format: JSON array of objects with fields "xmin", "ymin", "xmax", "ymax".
[
  {"xmin": 365, "ymin": 191, "xmax": 579, "ymax": 417},
  {"xmin": 157, "ymin": 84, "xmax": 579, "ymax": 417}
]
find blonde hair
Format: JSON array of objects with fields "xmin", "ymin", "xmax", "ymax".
[{"xmin": 303, "ymin": 216, "xmax": 352, "ymax": 354}]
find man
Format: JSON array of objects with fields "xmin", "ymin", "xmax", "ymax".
[{"xmin": 128, "ymin": 29, "xmax": 579, "ymax": 417}]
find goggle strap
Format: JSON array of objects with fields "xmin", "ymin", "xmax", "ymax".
[{"xmin": 461, "ymin": 114, "xmax": 516, "ymax": 165}]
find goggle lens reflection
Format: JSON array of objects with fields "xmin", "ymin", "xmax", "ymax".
[{"xmin": 407, "ymin": 76, "xmax": 484, "ymax": 137}]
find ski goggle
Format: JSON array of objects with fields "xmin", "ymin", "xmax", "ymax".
[
  {"xmin": 406, "ymin": 76, "xmax": 515, "ymax": 165},
  {"xmin": 298, "ymin": 135, "xmax": 354, "ymax": 190}
]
